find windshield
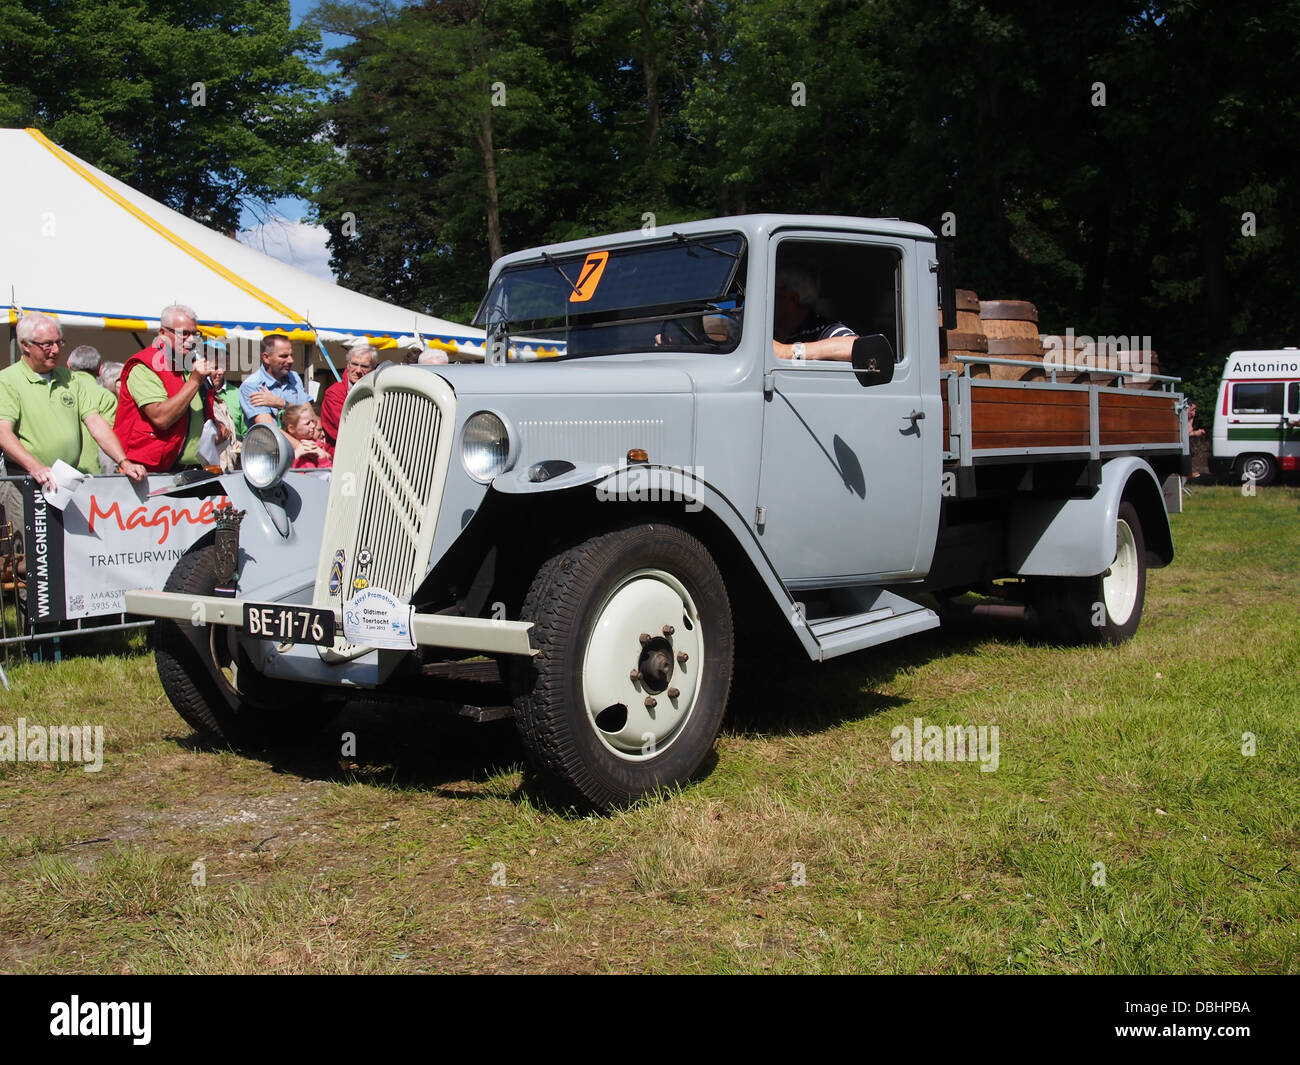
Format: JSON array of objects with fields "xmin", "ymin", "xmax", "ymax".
[{"xmin": 473, "ymin": 232, "xmax": 747, "ymax": 358}]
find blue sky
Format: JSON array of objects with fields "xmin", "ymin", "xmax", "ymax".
[{"xmin": 235, "ymin": 0, "xmax": 354, "ymax": 279}]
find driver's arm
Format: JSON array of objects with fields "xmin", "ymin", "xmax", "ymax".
[{"xmin": 773, "ymin": 336, "xmax": 856, "ymax": 361}]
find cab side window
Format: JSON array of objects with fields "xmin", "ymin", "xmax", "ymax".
[{"xmin": 773, "ymin": 241, "xmax": 903, "ymax": 360}]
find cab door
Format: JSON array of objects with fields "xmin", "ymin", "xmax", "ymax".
[{"xmin": 755, "ymin": 234, "xmax": 939, "ymax": 585}]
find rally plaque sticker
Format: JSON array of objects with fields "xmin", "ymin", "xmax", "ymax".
[{"xmin": 342, "ymin": 587, "xmax": 416, "ymax": 650}]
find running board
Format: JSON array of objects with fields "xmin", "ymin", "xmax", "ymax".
[{"xmin": 807, "ymin": 588, "xmax": 939, "ymax": 660}]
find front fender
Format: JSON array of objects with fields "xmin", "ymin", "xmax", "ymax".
[
  {"xmin": 493, "ymin": 462, "xmax": 822, "ymax": 659},
  {"xmin": 1007, "ymin": 456, "xmax": 1174, "ymax": 577},
  {"xmin": 155, "ymin": 470, "xmax": 332, "ymax": 603}
]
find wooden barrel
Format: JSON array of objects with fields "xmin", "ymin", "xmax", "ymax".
[
  {"xmin": 940, "ymin": 289, "xmax": 988, "ymax": 377},
  {"xmin": 980, "ymin": 300, "xmax": 1040, "ymax": 339},
  {"xmin": 980, "ymin": 300, "xmax": 1044, "ymax": 379},
  {"xmin": 954, "ymin": 288, "xmax": 982, "ymax": 333}
]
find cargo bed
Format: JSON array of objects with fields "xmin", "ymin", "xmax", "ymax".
[{"xmin": 941, "ymin": 357, "xmax": 1186, "ymax": 468}]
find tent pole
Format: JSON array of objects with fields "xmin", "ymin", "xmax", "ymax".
[{"xmin": 318, "ymin": 341, "xmax": 342, "ymax": 383}]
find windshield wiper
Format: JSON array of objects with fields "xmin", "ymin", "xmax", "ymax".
[
  {"xmin": 670, "ymin": 232, "xmax": 741, "ymax": 260},
  {"xmin": 539, "ymin": 252, "xmax": 583, "ymax": 297}
]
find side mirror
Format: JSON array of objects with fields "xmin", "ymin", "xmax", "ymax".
[{"xmin": 852, "ymin": 334, "xmax": 896, "ymax": 387}]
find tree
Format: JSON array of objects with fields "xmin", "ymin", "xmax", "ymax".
[
  {"xmin": 0, "ymin": 0, "xmax": 327, "ymax": 233},
  {"xmin": 306, "ymin": 0, "xmax": 1300, "ymax": 368}
]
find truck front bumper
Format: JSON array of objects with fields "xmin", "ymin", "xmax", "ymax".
[{"xmin": 124, "ymin": 590, "xmax": 536, "ymax": 657}]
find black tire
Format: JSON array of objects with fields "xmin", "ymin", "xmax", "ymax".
[
  {"xmin": 1237, "ymin": 454, "xmax": 1278, "ymax": 487},
  {"xmin": 1031, "ymin": 500, "xmax": 1147, "ymax": 645},
  {"xmin": 155, "ymin": 545, "xmax": 335, "ymax": 748},
  {"xmin": 509, "ymin": 523, "xmax": 734, "ymax": 809}
]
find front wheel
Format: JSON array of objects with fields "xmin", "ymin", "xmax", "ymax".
[
  {"xmin": 509, "ymin": 524, "xmax": 734, "ymax": 809},
  {"xmin": 1032, "ymin": 500, "xmax": 1147, "ymax": 645},
  {"xmin": 155, "ymin": 545, "xmax": 336, "ymax": 748}
]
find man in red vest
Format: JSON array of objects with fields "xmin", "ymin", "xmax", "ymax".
[{"xmin": 115, "ymin": 304, "xmax": 227, "ymax": 473}]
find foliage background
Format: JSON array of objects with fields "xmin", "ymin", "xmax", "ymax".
[{"xmin": 4, "ymin": 0, "xmax": 1297, "ymax": 415}]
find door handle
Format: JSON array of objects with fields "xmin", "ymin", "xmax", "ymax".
[{"xmin": 905, "ymin": 410, "xmax": 926, "ymax": 422}]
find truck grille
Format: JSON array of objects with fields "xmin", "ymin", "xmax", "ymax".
[{"xmin": 313, "ymin": 367, "xmax": 457, "ymax": 659}]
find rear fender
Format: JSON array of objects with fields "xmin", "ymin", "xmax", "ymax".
[{"xmin": 1007, "ymin": 456, "xmax": 1174, "ymax": 577}]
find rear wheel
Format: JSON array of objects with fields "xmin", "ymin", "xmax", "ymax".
[
  {"xmin": 1032, "ymin": 501, "xmax": 1146, "ymax": 645},
  {"xmin": 1237, "ymin": 454, "xmax": 1278, "ymax": 487},
  {"xmin": 509, "ymin": 524, "xmax": 734, "ymax": 809},
  {"xmin": 155, "ymin": 545, "xmax": 335, "ymax": 747}
]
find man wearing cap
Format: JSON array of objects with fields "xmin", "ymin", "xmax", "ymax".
[{"xmin": 320, "ymin": 343, "xmax": 376, "ymax": 446}]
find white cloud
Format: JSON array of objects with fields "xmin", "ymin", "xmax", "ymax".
[{"xmin": 237, "ymin": 217, "xmax": 336, "ymax": 282}]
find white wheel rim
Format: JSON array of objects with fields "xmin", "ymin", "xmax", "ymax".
[
  {"xmin": 1103, "ymin": 519, "xmax": 1139, "ymax": 624},
  {"xmin": 1243, "ymin": 457, "xmax": 1269, "ymax": 481},
  {"xmin": 581, "ymin": 568, "xmax": 704, "ymax": 761}
]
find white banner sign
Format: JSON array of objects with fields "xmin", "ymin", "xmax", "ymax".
[{"xmin": 60, "ymin": 476, "xmax": 227, "ymax": 620}]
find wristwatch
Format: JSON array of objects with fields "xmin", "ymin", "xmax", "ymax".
[{"xmin": 791, "ymin": 342, "xmax": 807, "ymax": 361}]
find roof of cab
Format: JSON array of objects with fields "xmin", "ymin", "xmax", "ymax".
[{"xmin": 492, "ymin": 213, "xmax": 937, "ymax": 274}]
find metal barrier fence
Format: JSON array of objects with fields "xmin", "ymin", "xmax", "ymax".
[{"xmin": 1, "ymin": 472, "xmax": 163, "ymax": 668}]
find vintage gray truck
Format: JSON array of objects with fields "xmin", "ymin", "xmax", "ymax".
[{"xmin": 125, "ymin": 214, "xmax": 1190, "ymax": 808}]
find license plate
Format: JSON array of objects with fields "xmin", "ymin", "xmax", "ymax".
[{"xmin": 243, "ymin": 603, "xmax": 336, "ymax": 645}]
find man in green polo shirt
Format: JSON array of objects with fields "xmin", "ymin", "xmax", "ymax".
[{"xmin": 0, "ymin": 316, "xmax": 145, "ymax": 531}]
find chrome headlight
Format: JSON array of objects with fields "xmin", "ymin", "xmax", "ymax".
[
  {"xmin": 461, "ymin": 411, "xmax": 514, "ymax": 482},
  {"xmin": 242, "ymin": 424, "xmax": 294, "ymax": 489}
]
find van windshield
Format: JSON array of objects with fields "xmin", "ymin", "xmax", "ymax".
[{"xmin": 474, "ymin": 232, "xmax": 746, "ymax": 358}]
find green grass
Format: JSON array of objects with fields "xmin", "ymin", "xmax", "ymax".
[{"xmin": 0, "ymin": 485, "xmax": 1297, "ymax": 973}]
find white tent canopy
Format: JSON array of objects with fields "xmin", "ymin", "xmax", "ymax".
[{"xmin": 0, "ymin": 127, "xmax": 543, "ymax": 370}]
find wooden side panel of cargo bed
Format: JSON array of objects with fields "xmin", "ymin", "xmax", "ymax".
[
  {"xmin": 1098, "ymin": 390, "xmax": 1180, "ymax": 445},
  {"xmin": 970, "ymin": 386, "xmax": 1090, "ymax": 450}
]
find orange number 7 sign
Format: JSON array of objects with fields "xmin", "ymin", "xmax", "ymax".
[{"xmin": 568, "ymin": 251, "xmax": 609, "ymax": 303}]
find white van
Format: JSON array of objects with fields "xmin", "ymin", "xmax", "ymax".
[{"xmin": 1211, "ymin": 350, "xmax": 1300, "ymax": 485}]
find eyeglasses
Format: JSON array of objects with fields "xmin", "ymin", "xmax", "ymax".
[
  {"xmin": 23, "ymin": 338, "xmax": 63, "ymax": 351},
  {"xmin": 163, "ymin": 327, "xmax": 200, "ymax": 338}
]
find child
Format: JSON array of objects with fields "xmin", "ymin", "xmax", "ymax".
[{"xmin": 282, "ymin": 403, "xmax": 333, "ymax": 468}]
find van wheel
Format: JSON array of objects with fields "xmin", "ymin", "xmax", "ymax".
[
  {"xmin": 1237, "ymin": 454, "xmax": 1278, "ymax": 487},
  {"xmin": 508, "ymin": 524, "xmax": 734, "ymax": 809},
  {"xmin": 1032, "ymin": 501, "xmax": 1147, "ymax": 645}
]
